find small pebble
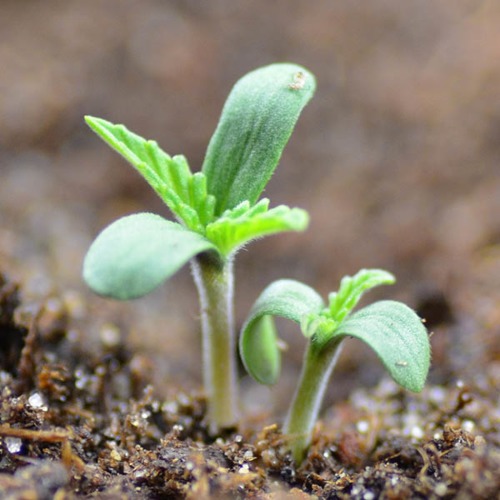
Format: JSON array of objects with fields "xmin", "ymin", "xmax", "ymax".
[
  {"xmin": 410, "ymin": 426, "xmax": 424, "ymax": 439},
  {"xmin": 435, "ymin": 482, "xmax": 448, "ymax": 496},
  {"xmin": 462, "ymin": 420, "xmax": 474, "ymax": 432},
  {"xmin": 28, "ymin": 392, "xmax": 48, "ymax": 411},
  {"xmin": 5, "ymin": 437, "xmax": 22, "ymax": 454},
  {"xmin": 356, "ymin": 420, "xmax": 369, "ymax": 433},
  {"xmin": 238, "ymin": 464, "xmax": 250, "ymax": 474},
  {"xmin": 100, "ymin": 323, "xmax": 121, "ymax": 348}
]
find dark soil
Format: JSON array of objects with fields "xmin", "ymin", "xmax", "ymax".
[
  {"xmin": 0, "ymin": 272, "xmax": 498, "ymax": 498},
  {"xmin": 1, "ymin": 2, "xmax": 500, "ymax": 498}
]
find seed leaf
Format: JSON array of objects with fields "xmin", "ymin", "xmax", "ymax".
[
  {"xmin": 206, "ymin": 198, "xmax": 309, "ymax": 256},
  {"xmin": 331, "ymin": 300, "xmax": 430, "ymax": 392},
  {"xmin": 202, "ymin": 63, "xmax": 316, "ymax": 215},
  {"xmin": 85, "ymin": 116, "xmax": 215, "ymax": 233},
  {"xmin": 83, "ymin": 213, "xmax": 216, "ymax": 300},
  {"xmin": 241, "ymin": 315, "xmax": 280, "ymax": 386},
  {"xmin": 240, "ymin": 280, "xmax": 324, "ymax": 384}
]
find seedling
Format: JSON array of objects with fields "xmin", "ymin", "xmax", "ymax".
[
  {"xmin": 82, "ymin": 64, "xmax": 315, "ymax": 431},
  {"xmin": 239, "ymin": 269, "xmax": 431, "ymax": 463}
]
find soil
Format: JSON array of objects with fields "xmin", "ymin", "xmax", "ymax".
[
  {"xmin": 1, "ymin": 1, "xmax": 499, "ymax": 499},
  {"xmin": 0, "ymin": 272, "xmax": 498, "ymax": 499}
]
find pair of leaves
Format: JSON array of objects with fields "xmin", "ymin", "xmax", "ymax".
[
  {"xmin": 83, "ymin": 205, "xmax": 307, "ymax": 299},
  {"xmin": 84, "ymin": 63, "xmax": 315, "ymax": 300},
  {"xmin": 240, "ymin": 269, "xmax": 430, "ymax": 393}
]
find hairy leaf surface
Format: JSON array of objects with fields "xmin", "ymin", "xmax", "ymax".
[
  {"xmin": 332, "ymin": 300, "xmax": 430, "ymax": 392},
  {"xmin": 328, "ymin": 269, "xmax": 395, "ymax": 322},
  {"xmin": 83, "ymin": 213, "xmax": 215, "ymax": 300},
  {"xmin": 202, "ymin": 63, "xmax": 316, "ymax": 214},
  {"xmin": 240, "ymin": 280, "xmax": 324, "ymax": 384},
  {"xmin": 85, "ymin": 116, "xmax": 215, "ymax": 232},
  {"xmin": 206, "ymin": 199, "xmax": 309, "ymax": 256}
]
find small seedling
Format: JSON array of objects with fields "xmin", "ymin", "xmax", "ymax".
[
  {"xmin": 82, "ymin": 64, "xmax": 315, "ymax": 431},
  {"xmin": 239, "ymin": 269, "xmax": 431, "ymax": 463}
]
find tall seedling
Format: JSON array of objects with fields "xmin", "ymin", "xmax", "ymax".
[{"xmin": 83, "ymin": 64, "xmax": 315, "ymax": 431}]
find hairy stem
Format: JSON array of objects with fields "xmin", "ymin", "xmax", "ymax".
[
  {"xmin": 191, "ymin": 253, "xmax": 238, "ymax": 432},
  {"xmin": 284, "ymin": 338, "xmax": 343, "ymax": 464}
]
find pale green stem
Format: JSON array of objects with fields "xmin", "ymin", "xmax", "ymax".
[
  {"xmin": 284, "ymin": 338, "xmax": 343, "ymax": 464},
  {"xmin": 191, "ymin": 253, "xmax": 238, "ymax": 432}
]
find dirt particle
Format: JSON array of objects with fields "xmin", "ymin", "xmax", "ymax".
[{"xmin": 288, "ymin": 71, "xmax": 306, "ymax": 90}]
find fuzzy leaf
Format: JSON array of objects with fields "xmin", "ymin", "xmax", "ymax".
[
  {"xmin": 241, "ymin": 315, "xmax": 280, "ymax": 386},
  {"xmin": 300, "ymin": 269, "xmax": 396, "ymax": 345},
  {"xmin": 332, "ymin": 300, "xmax": 430, "ymax": 392},
  {"xmin": 85, "ymin": 116, "xmax": 215, "ymax": 232},
  {"xmin": 83, "ymin": 213, "xmax": 216, "ymax": 300},
  {"xmin": 202, "ymin": 63, "xmax": 316, "ymax": 214},
  {"xmin": 240, "ymin": 280, "xmax": 324, "ymax": 384},
  {"xmin": 206, "ymin": 198, "xmax": 309, "ymax": 256},
  {"xmin": 328, "ymin": 269, "xmax": 395, "ymax": 323}
]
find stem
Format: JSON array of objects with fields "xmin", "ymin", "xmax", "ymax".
[
  {"xmin": 191, "ymin": 253, "xmax": 238, "ymax": 432},
  {"xmin": 283, "ymin": 338, "xmax": 343, "ymax": 464}
]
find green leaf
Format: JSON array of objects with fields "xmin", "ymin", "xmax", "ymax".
[
  {"xmin": 240, "ymin": 280, "xmax": 324, "ymax": 384},
  {"xmin": 331, "ymin": 300, "xmax": 431, "ymax": 392},
  {"xmin": 301, "ymin": 269, "xmax": 395, "ymax": 346},
  {"xmin": 83, "ymin": 213, "xmax": 216, "ymax": 300},
  {"xmin": 241, "ymin": 315, "xmax": 281, "ymax": 386},
  {"xmin": 328, "ymin": 269, "xmax": 396, "ymax": 323},
  {"xmin": 202, "ymin": 63, "xmax": 316, "ymax": 215},
  {"xmin": 85, "ymin": 116, "xmax": 215, "ymax": 232},
  {"xmin": 206, "ymin": 198, "xmax": 309, "ymax": 256}
]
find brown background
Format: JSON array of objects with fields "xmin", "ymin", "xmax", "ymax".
[{"xmin": 1, "ymin": 0, "xmax": 499, "ymax": 419}]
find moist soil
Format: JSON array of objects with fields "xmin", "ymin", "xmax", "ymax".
[
  {"xmin": 2, "ymin": 2, "xmax": 500, "ymax": 498},
  {"xmin": 0, "ymin": 272, "xmax": 498, "ymax": 499}
]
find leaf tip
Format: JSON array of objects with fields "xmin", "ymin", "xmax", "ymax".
[
  {"xmin": 84, "ymin": 115, "xmax": 109, "ymax": 135},
  {"xmin": 393, "ymin": 360, "xmax": 428, "ymax": 393},
  {"xmin": 84, "ymin": 114, "xmax": 98, "ymax": 125},
  {"xmin": 293, "ymin": 208, "xmax": 310, "ymax": 231}
]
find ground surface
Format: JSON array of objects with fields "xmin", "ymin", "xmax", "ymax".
[{"xmin": 1, "ymin": 1, "xmax": 499, "ymax": 498}]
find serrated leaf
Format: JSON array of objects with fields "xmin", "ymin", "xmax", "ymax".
[
  {"xmin": 331, "ymin": 300, "xmax": 430, "ymax": 392},
  {"xmin": 328, "ymin": 269, "xmax": 395, "ymax": 323},
  {"xmin": 202, "ymin": 63, "xmax": 316, "ymax": 215},
  {"xmin": 85, "ymin": 116, "xmax": 215, "ymax": 233},
  {"xmin": 240, "ymin": 280, "xmax": 324, "ymax": 384},
  {"xmin": 206, "ymin": 198, "xmax": 309, "ymax": 256},
  {"xmin": 83, "ymin": 213, "xmax": 216, "ymax": 300}
]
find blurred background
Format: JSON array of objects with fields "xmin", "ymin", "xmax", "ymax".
[{"xmin": 1, "ymin": 0, "xmax": 499, "ymax": 419}]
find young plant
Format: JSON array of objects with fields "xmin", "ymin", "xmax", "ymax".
[
  {"xmin": 82, "ymin": 63, "xmax": 315, "ymax": 432},
  {"xmin": 239, "ymin": 269, "xmax": 431, "ymax": 463}
]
